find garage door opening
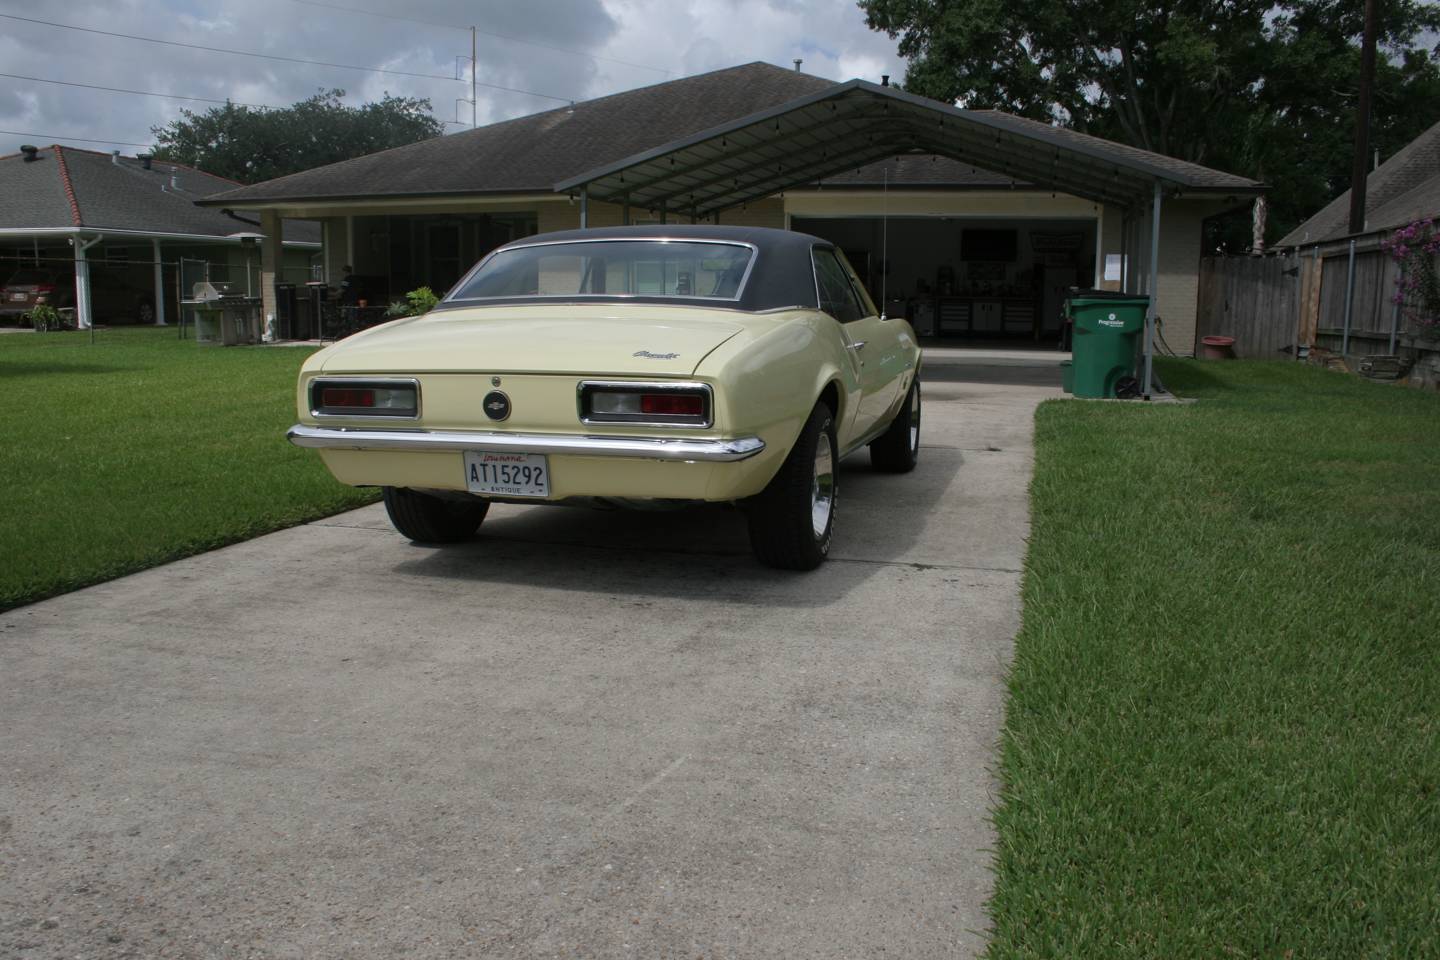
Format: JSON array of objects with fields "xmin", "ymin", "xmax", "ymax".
[{"xmin": 791, "ymin": 216, "xmax": 1097, "ymax": 347}]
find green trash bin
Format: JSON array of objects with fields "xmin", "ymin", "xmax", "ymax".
[
  {"xmin": 1064, "ymin": 292, "xmax": 1149, "ymax": 398},
  {"xmin": 1059, "ymin": 360, "xmax": 1074, "ymax": 393}
]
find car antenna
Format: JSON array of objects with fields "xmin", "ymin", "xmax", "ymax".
[{"xmin": 881, "ymin": 164, "xmax": 889, "ymax": 317}]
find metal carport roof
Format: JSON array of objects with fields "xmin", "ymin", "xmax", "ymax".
[{"xmin": 555, "ymin": 80, "xmax": 1263, "ymax": 219}]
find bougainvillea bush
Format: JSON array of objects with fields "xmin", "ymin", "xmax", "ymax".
[{"xmin": 1382, "ymin": 218, "xmax": 1440, "ymax": 338}]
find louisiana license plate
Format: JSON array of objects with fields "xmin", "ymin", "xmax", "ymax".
[{"xmin": 463, "ymin": 451, "xmax": 549, "ymax": 498}]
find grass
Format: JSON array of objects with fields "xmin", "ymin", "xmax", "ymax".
[
  {"xmin": 0, "ymin": 327, "xmax": 376, "ymax": 611},
  {"xmin": 989, "ymin": 359, "xmax": 1440, "ymax": 958}
]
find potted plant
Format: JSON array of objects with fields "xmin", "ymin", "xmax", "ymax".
[
  {"xmin": 384, "ymin": 286, "xmax": 440, "ymax": 318},
  {"xmin": 28, "ymin": 303, "xmax": 68, "ymax": 332}
]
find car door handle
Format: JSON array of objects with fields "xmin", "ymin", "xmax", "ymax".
[{"xmin": 847, "ymin": 340, "xmax": 867, "ymax": 351}]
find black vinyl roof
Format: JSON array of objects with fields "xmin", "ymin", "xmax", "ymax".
[{"xmin": 439, "ymin": 225, "xmax": 825, "ymax": 313}]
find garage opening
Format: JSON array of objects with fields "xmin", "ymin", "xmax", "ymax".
[{"xmin": 791, "ymin": 215, "xmax": 1096, "ymax": 346}]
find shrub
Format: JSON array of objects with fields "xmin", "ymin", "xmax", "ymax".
[
  {"xmin": 29, "ymin": 303, "xmax": 68, "ymax": 332},
  {"xmin": 384, "ymin": 286, "xmax": 441, "ymax": 318},
  {"xmin": 1381, "ymin": 219, "xmax": 1440, "ymax": 339}
]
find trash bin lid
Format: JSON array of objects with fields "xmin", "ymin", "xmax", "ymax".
[{"xmin": 1065, "ymin": 289, "xmax": 1150, "ymax": 304}]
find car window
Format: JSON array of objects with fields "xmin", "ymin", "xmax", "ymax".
[
  {"xmin": 833, "ymin": 250, "xmax": 880, "ymax": 318},
  {"xmin": 449, "ymin": 240, "xmax": 754, "ymax": 302},
  {"xmin": 5, "ymin": 270, "xmax": 54, "ymax": 285},
  {"xmin": 812, "ymin": 248, "xmax": 864, "ymax": 324}
]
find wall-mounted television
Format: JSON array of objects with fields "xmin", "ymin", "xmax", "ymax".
[{"xmin": 961, "ymin": 228, "xmax": 1019, "ymax": 262}]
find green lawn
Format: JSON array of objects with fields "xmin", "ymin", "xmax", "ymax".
[
  {"xmin": 0, "ymin": 327, "xmax": 375, "ymax": 611},
  {"xmin": 990, "ymin": 360, "xmax": 1440, "ymax": 957}
]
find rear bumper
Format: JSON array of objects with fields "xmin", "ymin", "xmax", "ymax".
[{"xmin": 286, "ymin": 424, "xmax": 766, "ymax": 463}]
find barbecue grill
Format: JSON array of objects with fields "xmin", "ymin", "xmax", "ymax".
[{"xmin": 182, "ymin": 281, "xmax": 262, "ymax": 345}]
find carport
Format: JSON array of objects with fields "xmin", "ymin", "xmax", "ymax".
[{"xmin": 558, "ymin": 79, "xmax": 1263, "ymax": 394}]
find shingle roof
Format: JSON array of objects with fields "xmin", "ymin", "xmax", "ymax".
[
  {"xmin": 0, "ymin": 145, "xmax": 319, "ymax": 241},
  {"xmin": 1367, "ymin": 173, "xmax": 1440, "ymax": 234},
  {"xmin": 203, "ymin": 61, "xmax": 1260, "ymax": 210},
  {"xmin": 1277, "ymin": 119, "xmax": 1440, "ymax": 246},
  {"xmin": 205, "ymin": 62, "xmax": 836, "ymax": 205},
  {"xmin": 0, "ymin": 146, "xmax": 85, "ymax": 229}
]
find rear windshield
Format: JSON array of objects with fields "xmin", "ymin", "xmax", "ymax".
[
  {"xmin": 5, "ymin": 270, "xmax": 55, "ymax": 285},
  {"xmin": 448, "ymin": 240, "xmax": 755, "ymax": 303}
]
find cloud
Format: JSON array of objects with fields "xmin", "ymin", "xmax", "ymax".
[{"xmin": 0, "ymin": 0, "xmax": 906, "ymax": 156}]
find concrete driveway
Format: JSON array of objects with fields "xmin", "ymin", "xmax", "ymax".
[{"xmin": 1, "ymin": 350, "xmax": 1063, "ymax": 959}]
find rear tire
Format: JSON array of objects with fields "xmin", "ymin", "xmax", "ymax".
[
  {"xmin": 382, "ymin": 487, "xmax": 489, "ymax": 543},
  {"xmin": 869, "ymin": 379, "xmax": 920, "ymax": 473},
  {"xmin": 745, "ymin": 403, "xmax": 837, "ymax": 570}
]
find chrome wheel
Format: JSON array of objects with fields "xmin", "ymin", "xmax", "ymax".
[
  {"xmin": 811, "ymin": 432, "xmax": 835, "ymax": 538},
  {"xmin": 747, "ymin": 403, "xmax": 836, "ymax": 570}
]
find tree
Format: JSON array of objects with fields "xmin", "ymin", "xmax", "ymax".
[
  {"xmin": 860, "ymin": 0, "xmax": 1440, "ymax": 246},
  {"xmin": 151, "ymin": 89, "xmax": 445, "ymax": 184}
]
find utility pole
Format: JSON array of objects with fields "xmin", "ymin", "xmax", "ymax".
[
  {"xmin": 1348, "ymin": 0, "xmax": 1378, "ymax": 235},
  {"xmin": 471, "ymin": 26, "xmax": 478, "ymax": 128}
]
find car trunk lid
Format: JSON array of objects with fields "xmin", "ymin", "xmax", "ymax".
[{"xmin": 320, "ymin": 304, "xmax": 746, "ymax": 377}]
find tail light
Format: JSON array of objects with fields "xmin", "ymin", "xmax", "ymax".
[
  {"xmin": 310, "ymin": 378, "xmax": 419, "ymax": 418},
  {"xmin": 580, "ymin": 381, "xmax": 712, "ymax": 427}
]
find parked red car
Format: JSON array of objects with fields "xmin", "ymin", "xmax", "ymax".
[
  {"xmin": 1, "ymin": 266, "xmax": 157, "ymax": 325},
  {"xmin": 1, "ymin": 268, "xmax": 65, "ymax": 322}
]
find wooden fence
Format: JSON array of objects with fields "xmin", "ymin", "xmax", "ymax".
[
  {"xmin": 1196, "ymin": 255, "xmax": 1300, "ymax": 359},
  {"xmin": 1313, "ymin": 248, "xmax": 1406, "ymax": 354},
  {"xmin": 1196, "ymin": 247, "xmax": 1439, "ymax": 387}
]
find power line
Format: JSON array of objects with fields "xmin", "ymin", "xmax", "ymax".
[
  {"xmin": 289, "ymin": 0, "xmax": 467, "ymax": 31},
  {"xmin": 286, "ymin": 0, "xmax": 668, "ymax": 76},
  {"xmin": 0, "ymin": 13, "xmax": 576, "ymax": 103},
  {"xmin": 1, "ymin": 129, "xmax": 153, "ymax": 148},
  {"xmin": 2, "ymin": 71, "xmax": 470, "ymax": 124},
  {"xmin": 0, "ymin": 72, "xmax": 275, "ymax": 110}
]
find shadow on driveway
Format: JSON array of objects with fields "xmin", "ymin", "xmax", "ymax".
[{"xmin": 392, "ymin": 449, "xmax": 965, "ymax": 607}]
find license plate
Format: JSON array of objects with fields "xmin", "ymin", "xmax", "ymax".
[
  {"xmin": 8, "ymin": 293, "xmax": 26, "ymax": 301},
  {"xmin": 463, "ymin": 451, "xmax": 549, "ymax": 498}
]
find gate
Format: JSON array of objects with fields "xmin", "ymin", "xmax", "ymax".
[{"xmin": 1196, "ymin": 254, "xmax": 1302, "ymax": 359}]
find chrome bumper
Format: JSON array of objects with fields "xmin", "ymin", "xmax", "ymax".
[{"xmin": 286, "ymin": 424, "xmax": 766, "ymax": 462}]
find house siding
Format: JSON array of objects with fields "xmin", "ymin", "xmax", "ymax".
[{"xmin": 1154, "ymin": 203, "xmax": 1213, "ymax": 354}]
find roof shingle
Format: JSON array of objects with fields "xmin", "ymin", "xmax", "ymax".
[
  {"xmin": 207, "ymin": 62, "xmax": 835, "ymax": 205},
  {"xmin": 0, "ymin": 145, "xmax": 319, "ymax": 241},
  {"xmin": 203, "ymin": 61, "xmax": 1260, "ymax": 209},
  {"xmin": 1277, "ymin": 120, "xmax": 1440, "ymax": 245}
]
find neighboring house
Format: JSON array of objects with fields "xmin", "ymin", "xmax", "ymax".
[
  {"xmin": 1276, "ymin": 120, "xmax": 1440, "ymax": 359},
  {"xmin": 1279, "ymin": 119, "xmax": 1440, "ymax": 250},
  {"xmin": 201, "ymin": 62, "xmax": 1263, "ymax": 353},
  {"xmin": 0, "ymin": 144, "xmax": 319, "ymax": 328}
]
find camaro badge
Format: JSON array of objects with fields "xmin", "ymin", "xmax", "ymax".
[
  {"xmin": 482, "ymin": 390, "xmax": 511, "ymax": 421},
  {"xmin": 633, "ymin": 350, "xmax": 680, "ymax": 360}
]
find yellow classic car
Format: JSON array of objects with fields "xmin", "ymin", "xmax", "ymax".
[{"xmin": 288, "ymin": 225, "xmax": 921, "ymax": 569}]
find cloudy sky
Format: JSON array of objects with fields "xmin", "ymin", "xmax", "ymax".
[{"xmin": 0, "ymin": 0, "xmax": 909, "ymax": 157}]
